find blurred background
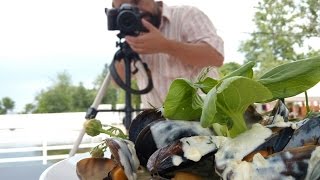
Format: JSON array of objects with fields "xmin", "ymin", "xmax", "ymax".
[{"xmin": 0, "ymin": 0, "xmax": 319, "ymax": 179}]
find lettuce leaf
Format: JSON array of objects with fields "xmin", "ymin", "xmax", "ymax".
[{"xmin": 201, "ymin": 76, "xmax": 272, "ymax": 137}]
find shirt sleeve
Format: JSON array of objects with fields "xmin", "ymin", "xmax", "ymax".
[{"xmin": 180, "ymin": 6, "xmax": 224, "ymax": 57}]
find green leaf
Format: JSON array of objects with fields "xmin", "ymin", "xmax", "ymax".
[
  {"xmin": 194, "ymin": 77, "xmax": 219, "ymax": 94},
  {"xmin": 258, "ymin": 56, "xmax": 320, "ymax": 101},
  {"xmin": 212, "ymin": 123, "xmax": 230, "ymax": 137},
  {"xmin": 222, "ymin": 61, "xmax": 255, "ymax": 80},
  {"xmin": 163, "ymin": 79, "xmax": 202, "ymax": 120},
  {"xmin": 200, "ymin": 76, "xmax": 272, "ymax": 137},
  {"xmin": 192, "ymin": 92, "xmax": 204, "ymax": 110}
]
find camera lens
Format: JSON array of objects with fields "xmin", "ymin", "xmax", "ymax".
[{"xmin": 117, "ymin": 10, "xmax": 140, "ymax": 34}]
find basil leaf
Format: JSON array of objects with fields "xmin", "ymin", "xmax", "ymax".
[
  {"xmin": 163, "ymin": 79, "xmax": 202, "ymax": 120},
  {"xmin": 201, "ymin": 76, "xmax": 272, "ymax": 137},
  {"xmin": 212, "ymin": 123, "xmax": 230, "ymax": 137},
  {"xmin": 194, "ymin": 77, "xmax": 219, "ymax": 94},
  {"xmin": 192, "ymin": 92, "xmax": 204, "ymax": 110},
  {"xmin": 258, "ymin": 56, "xmax": 320, "ymax": 101},
  {"xmin": 222, "ymin": 61, "xmax": 255, "ymax": 80}
]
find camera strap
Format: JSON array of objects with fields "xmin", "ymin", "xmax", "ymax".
[{"xmin": 109, "ymin": 58, "xmax": 153, "ymax": 95}]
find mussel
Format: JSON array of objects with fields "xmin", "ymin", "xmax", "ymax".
[
  {"xmin": 134, "ymin": 120, "xmax": 214, "ymax": 166},
  {"xmin": 222, "ymin": 145, "xmax": 319, "ymax": 180},
  {"xmin": 147, "ymin": 135, "xmax": 228, "ymax": 179},
  {"xmin": 128, "ymin": 109, "xmax": 165, "ymax": 143},
  {"xmin": 284, "ymin": 115, "xmax": 320, "ymax": 150},
  {"xmin": 106, "ymin": 138, "xmax": 140, "ymax": 180},
  {"xmin": 77, "ymin": 98, "xmax": 320, "ymax": 180},
  {"xmin": 76, "ymin": 158, "xmax": 117, "ymax": 180}
]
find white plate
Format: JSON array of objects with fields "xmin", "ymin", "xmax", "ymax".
[{"xmin": 39, "ymin": 151, "xmax": 111, "ymax": 180}]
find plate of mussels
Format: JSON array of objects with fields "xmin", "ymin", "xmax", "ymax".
[
  {"xmin": 41, "ymin": 105, "xmax": 320, "ymax": 180},
  {"xmin": 43, "ymin": 57, "xmax": 320, "ymax": 180}
]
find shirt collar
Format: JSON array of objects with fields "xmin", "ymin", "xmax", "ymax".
[{"xmin": 157, "ymin": 1, "xmax": 171, "ymax": 29}]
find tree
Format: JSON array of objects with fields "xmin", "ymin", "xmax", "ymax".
[
  {"xmin": 93, "ymin": 63, "xmax": 119, "ymax": 109},
  {"xmin": 34, "ymin": 71, "xmax": 74, "ymax": 113},
  {"xmin": 29, "ymin": 63, "xmax": 142, "ymax": 113},
  {"xmin": 239, "ymin": 0, "xmax": 320, "ymax": 76},
  {"xmin": 70, "ymin": 83, "xmax": 96, "ymax": 112},
  {"xmin": 0, "ymin": 97, "xmax": 15, "ymax": 114},
  {"xmin": 93, "ymin": 63, "xmax": 142, "ymax": 109},
  {"xmin": 22, "ymin": 103, "xmax": 36, "ymax": 114}
]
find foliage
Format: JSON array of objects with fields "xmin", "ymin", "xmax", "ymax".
[
  {"xmin": 22, "ymin": 103, "xmax": 36, "ymax": 114},
  {"xmin": 94, "ymin": 67, "xmax": 119, "ymax": 110},
  {"xmin": 219, "ymin": 62, "xmax": 242, "ymax": 77},
  {"xmin": 258, "ymin": 56, "xmax": 320, "ymax": 100},
  {"xmin": 34, "ymin": 72, "xmax": 73, "ymax": 113},
  {"xmin": 163, "ymin": 79, "xmax": 203, "ymax": 120},
  {"xmin": 239, "ymin": 0, "xmax": 320, "ymax": 76},
  {"xmin": 34, "ymin": 71, "xmax": 94, "ymax": 113},
  {"xmin": 164, "ymin": 56, "xmax": 320, "ymax": 137},
  {"xmin": 201, "ymin": 76, "xmax": 272, "ymax": 137},
  {"xmin": 94, "ymin": 63, "xmax": 141, "ymax": 109},
  {"xmin": 71, "ymin": 83, "xmax": 96, "ymax": 112},
  {"xmin": 0, "ymin": 97, "xmax": 15, "ymax": 114},
  {"xmin": 29, "ymin": 63, "xmax": 141, "ymax": 113}
]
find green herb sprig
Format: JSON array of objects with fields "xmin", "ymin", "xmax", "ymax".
[
  {"xmin": 84, "ymin": 119, "xmax": 128, "ymax": 158},
  {"xmin": 163, "ymin": 56, "xmax": 320, "ymax": 137},
  {"xmin": 84, "ymin": 119, "xmax": 128, "ymax": 139}
]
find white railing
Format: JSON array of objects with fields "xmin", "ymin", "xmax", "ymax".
[
  {"xmin": 0, "ymin": 142, "xmax": 99, "ymax": 165},
  {"xmin": 0, "ymin": 110, "xmax": 127, "ymax": 165}
]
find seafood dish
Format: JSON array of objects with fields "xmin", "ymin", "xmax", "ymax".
[
  {"xmin": 76, "ymin": 101, "xmax": 320, "ymax": 180},
  {"xmin": 76, "ymin": 57, "xmax": 320, "ymax": 180}
]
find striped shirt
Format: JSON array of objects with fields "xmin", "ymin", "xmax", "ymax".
[{"xmin": 136, "ymin": 2, "xmax": 224, "ymax": 108}]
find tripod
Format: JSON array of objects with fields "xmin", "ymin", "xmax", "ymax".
[{"xmin": 69, "ymin": 34, "xmax": 153, "ymax": 156}]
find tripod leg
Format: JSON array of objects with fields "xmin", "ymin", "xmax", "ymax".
[{"xmin": 69, "ymin": 72, "xmax": 112, "ymax": 157}]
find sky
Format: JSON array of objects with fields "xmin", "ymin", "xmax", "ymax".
[{"xmin": 0, "ymin": 0, "xmax": 315, "ymax": 112}]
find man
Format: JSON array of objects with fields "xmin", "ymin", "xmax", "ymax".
[{"xmin": 112, "ymin": 0, "xmax": 224, "ymax": 108}]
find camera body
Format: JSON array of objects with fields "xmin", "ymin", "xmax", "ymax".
[{"xmin": 106, "ymin": 4, "xmax": 148, "ymax": 36}]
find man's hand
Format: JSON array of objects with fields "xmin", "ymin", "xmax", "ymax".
[{"xmin": 125, "ymin": 19, "xmax": 168, "ymax": 54}]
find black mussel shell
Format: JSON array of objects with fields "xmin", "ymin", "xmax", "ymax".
[
  {"xmin": 135, "ymin": 120, "xmax": 213, "ymax": 167},
  {"xmin": 252, "ymin": 126, "xmax": 295, "ymax": 154},
  {"xmin": 284, "ymin": 116, "xmax": 320, "ymax": 149},
  {"xmin": 129, "ymin": 109, "xmax": 165, "ymax": 143},
  {"xmin": 134, "ymin": 120, "xmax": 163, "ymax": 167},
  {"xmin": 147, "ymin": 136, "xmax": 221, "ymax": 179}
]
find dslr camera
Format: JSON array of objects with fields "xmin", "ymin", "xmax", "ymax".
[{"xmin": 106, "ymin": 4, "xmax": 148, "ymax": 36}]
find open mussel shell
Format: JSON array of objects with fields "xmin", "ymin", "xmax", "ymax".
[
  {"xmin": 284, "ymin": 116, "xmax": 320, "ymax": 150},
  {"xmin": 244, "ymin": 126, "xmax": 295, "ymax": 161},
  {"xmin": 135, "ymin": 120, "xmax": 214, "ymax": 167},
  {"xmin": 215, "ymin": 123, "xmax": 273, "ymax": 173},
  {"xmin": 129, "ymin": 108, "xmax": 165, "ymax": 143},
  {"xmin": 106, "ymin": 138, "xmax": 140, "ymax": 180},
  {"xmin": 223, "ymin": 145, "xmax": 318, "ymax": 180},
  {"xmin": 261, "ymin": 99, "xmax": 290, "ymax": 127},
  {"xmin": 76, "ymin": 157, "xmax": 116, "ymax": 180},
  {"xmin": 306, "ymin": 146, "xmax": 320, "ymax": 180},
  {"xmin": 267, "ymin": 145, "xmax": 317, "ymax": 179},
  {"xmin": 147, "ymin": 135, "xmax": 227, "ymax": 178},
  {"xmin": 134, "ymin": 120, "xmax": 163, "ymax": 167}
]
